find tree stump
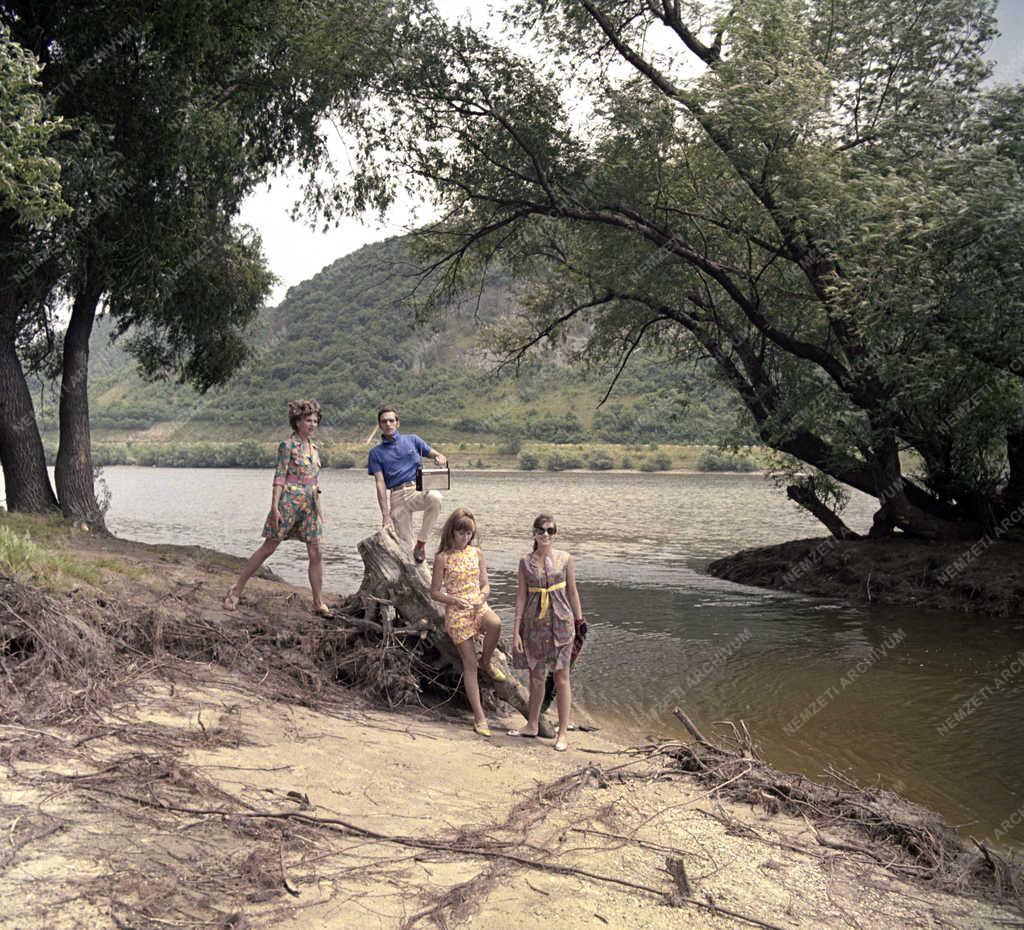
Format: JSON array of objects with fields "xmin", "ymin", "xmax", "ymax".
[{"xmin": 355, "ymin": 530, "xmax": 551, "ymax": 733}]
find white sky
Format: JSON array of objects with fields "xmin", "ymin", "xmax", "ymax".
[
  {"xmin": 239, "ymin": 0, "xmax": 496, "ymax": 304},
  {"xmin": 242, "ymin": 0, "xmax": 1024, "ymax": 306}
]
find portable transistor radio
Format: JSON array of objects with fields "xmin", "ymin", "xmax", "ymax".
[{"xmin": 416, "ymin": 465, "xmax": 451, "ymax": 491}]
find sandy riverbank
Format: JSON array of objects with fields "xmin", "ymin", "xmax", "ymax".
[{"xmin": 1, "ymin": 518, "xmax": 1020, "ymax": 929}]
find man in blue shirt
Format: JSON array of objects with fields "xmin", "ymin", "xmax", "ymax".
[{"xmin": 368, "ymin": 405, "xmax": 448, "ymax": 562}]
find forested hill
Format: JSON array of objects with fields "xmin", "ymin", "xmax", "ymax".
[{"xmin": 79, "ymin": 235, "xmax": 748, "ymax": 445}]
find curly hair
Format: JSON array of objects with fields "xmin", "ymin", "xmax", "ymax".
[{"xmin": 288, "ymin": 399, "xmax": 322, "ymax": 430}]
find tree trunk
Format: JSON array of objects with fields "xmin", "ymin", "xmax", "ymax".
[
  {"xmin": 867, "ymin": 506, "xmax": 897, "ymax": 539},
  {"xmin": 786, "ymin": 484, "xmax": 861, "ymax": 540},
  {"xmin": 641, "ymin": 293, "xmax": 974, "ymax": 536},
  {"xmin": 1004, "ymin": 423, "xmax": 1024, "ymax": 509},
  {"xmin": 54, "ymin": 284, "xmax": 105, "ymax": 530},
  {"xmin": 868, "ymin": 433, "xmax": 979, "ymax": 540},
  {"xmin": 0, "ymin": 325, "xmax": 59, "ymax": 514},
  {"xmin": 356, "ymin": 530, "xmax": 555, "ymax": 736}
]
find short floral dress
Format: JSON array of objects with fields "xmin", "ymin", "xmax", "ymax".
[
  {"xmin": 442, "ymin": 546, "xmax": 484, "ymax": 645},
  {"xmin": 514, "ymin": 551, "xmax": 575, "ymax": 672},
  {"xmin": 262, "ymin": 433, "xmax": 323, "ymax": 544}
]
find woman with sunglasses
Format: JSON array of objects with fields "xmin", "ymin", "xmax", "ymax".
[{"xmin": 510, "ymin": 514, "xmax": 585, "ymax": 751}]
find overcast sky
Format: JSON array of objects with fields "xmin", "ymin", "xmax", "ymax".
[{"xmin": 241, "ymin": 1, "xmax": 1024, "ymax": 305}]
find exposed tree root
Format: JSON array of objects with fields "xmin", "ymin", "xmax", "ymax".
[{"xmin": 665, "ymin": 707, "xmax": 1023, "ymax": 907}]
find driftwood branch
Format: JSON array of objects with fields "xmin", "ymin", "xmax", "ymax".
[
  {"xmin": 672, "ymin": 707, "xmax": 714, "ymax": 748},
  {"xmin": 77, "ymin": 782, "xmax": 789, "ymax": 930}
]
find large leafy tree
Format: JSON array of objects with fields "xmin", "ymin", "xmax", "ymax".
[
  {"xmin": 0, "ymin": 0, "xmax": 407, "ymax": 524},
  {"xmin": 0, "ymin": 23, "xmax": 64, "ymax": 224},
  {"xmin": 0, "ymin": 22, "xmax": 66, "ymax": 513},
  {"xmin": 350, "ymin": 0, "xmax": 1024, "ymax": 539}
]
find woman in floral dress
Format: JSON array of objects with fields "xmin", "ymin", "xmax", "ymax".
[
  {"xmin": 223, "ymin": 399, "xmax": 329, "ymax": 616},
  {"xmin": 430, "ymin": 508, "xmax": 505, "ymax": 736},
  {"xmin": 510, "ymin": 513, "xmax": 585, "ymax": 751}
]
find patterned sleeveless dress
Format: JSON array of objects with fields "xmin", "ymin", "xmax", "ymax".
[
  {"xmin": 514, "ymin": 551, "xmax": 575, "ymax": 672},
  {"xmin": 442, "ymin": 546, "xmax": 484, "ymax": 645}
]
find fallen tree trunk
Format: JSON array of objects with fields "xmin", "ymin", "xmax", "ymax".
[{"xmin": 348, "ymin": 530, "xmax": 550, "ymax": 733}]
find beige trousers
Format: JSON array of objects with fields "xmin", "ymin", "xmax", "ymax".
[{"xmin": 389, "ymin": 487, "xmax": 443, "ymax": 545}]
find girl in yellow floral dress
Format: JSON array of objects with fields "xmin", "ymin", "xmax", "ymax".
[{"xmin": 429, "ymin": 508, "xmax": 505, "ymax": 736}]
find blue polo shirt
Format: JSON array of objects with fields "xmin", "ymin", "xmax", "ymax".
[{"xmin": 368, "ymin": 431, "xmax": 432, "ymax": 489}]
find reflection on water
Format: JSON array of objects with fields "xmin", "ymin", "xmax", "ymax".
[{"xmin": 29, "ymin": 467, "xmax": 1024, "ymax": 848}]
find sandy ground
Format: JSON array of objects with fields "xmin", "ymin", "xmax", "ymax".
[
  {"xmin": 4, "ymin": 673, "xmax": 1020, "ymax": 930},
  {"xmin": 1, "ymin": 524, "xmax": 1020, "ymax": 929}
]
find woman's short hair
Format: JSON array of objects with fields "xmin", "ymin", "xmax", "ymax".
[{"xmin": 288, "ymin": 399, "xmax": 322, "ymax": 430}]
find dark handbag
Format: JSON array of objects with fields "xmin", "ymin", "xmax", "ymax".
[
  {"xmin": 572, "ymin": 618, "xmax": 588, "ymax": 662},
  {"xmin": 416, "ymin": 465, "xmax": 451, "ymax": 491}
]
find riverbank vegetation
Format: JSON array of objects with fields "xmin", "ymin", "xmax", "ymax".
[
  {"xmin": 37, "ymin": 437, "xmax": 762, "ymax": 472},
  {"xmin": 50, "ymin": 256, "xmax": 752, "ymax": 450}
]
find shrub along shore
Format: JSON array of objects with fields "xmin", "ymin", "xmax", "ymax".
[{"xmin": 43, "ymin": 438, "xmax": 763, "ymax": 473}]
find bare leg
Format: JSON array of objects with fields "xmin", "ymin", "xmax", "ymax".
[
  {"xmin": 477, "ymin": 608, "xmax": 502, "ymax": 672},
  {"xmin": 307, "ymin": 542, "xmax": 325, "ymax": 609},
  {"xmin": 224, "ymin": 538, "xmax": 279, "ymax": 608},
  {"xmin": 529, "ymin": 669, "xmax": 546, "ymax": 729},
  {"xmin": 509, "ymin": 669, "xmax": 545, "ymax": 736},
  {"xmin": 553, "ymin": 668, "xmax": 571, "ymax": 750},
  {"xmin": 456, "ymin": 638, "xmax": 487, "ymax": 727}
]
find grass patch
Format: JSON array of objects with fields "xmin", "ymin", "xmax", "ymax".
[
  {"xmin": 0, "ymin": 511, "xmax": 76, "ymax": 545},
  {"xmin": 0, "ymin": 523, "xmax": 113, "ymax": 589}
]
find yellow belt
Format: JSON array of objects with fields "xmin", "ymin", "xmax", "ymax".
[{"xmin": 528, "ymin": 581, "xmax": 566, "ymax": 619}]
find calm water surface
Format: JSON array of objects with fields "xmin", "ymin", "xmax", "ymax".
[{"xmin": 54, "ymin": 468, "xmax": 1024, "ymax": 848}]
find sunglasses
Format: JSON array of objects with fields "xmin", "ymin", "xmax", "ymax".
[{"xmin": 533, "ymin": 526, "xmax": 557, "ymax": 536}]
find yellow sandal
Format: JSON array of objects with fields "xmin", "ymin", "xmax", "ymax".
[{"xmin": 482, "ymin": 663, "xmax": 506, "ymax": 683}]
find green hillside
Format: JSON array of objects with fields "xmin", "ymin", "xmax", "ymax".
[{"xmin": 45, "ymin": 236, "xmax": 751, "ymax": 449}]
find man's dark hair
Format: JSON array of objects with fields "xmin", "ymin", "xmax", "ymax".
[{"xmin": 377, "ymin": 405, "xmax": 399, "ymax": 423}]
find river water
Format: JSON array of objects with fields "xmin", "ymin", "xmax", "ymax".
[{"xmin": 34, "ymin": 466, "xmax": 1024, "ymax": 848}]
